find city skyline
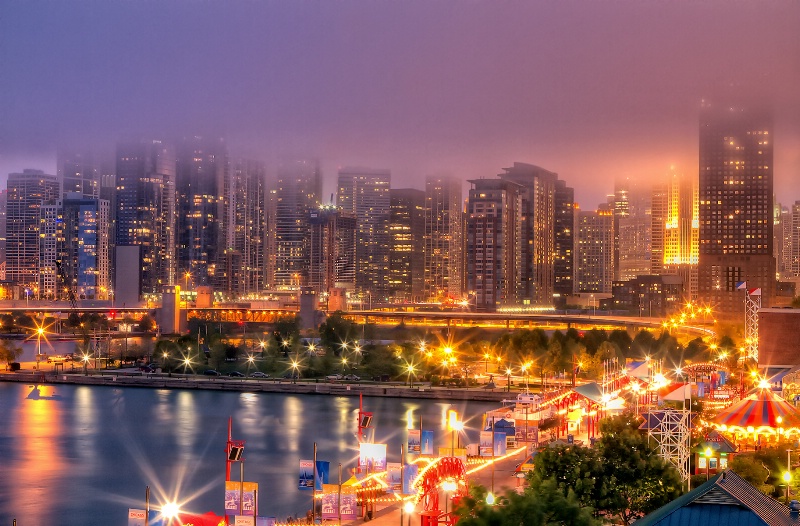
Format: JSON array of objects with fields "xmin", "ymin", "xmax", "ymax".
[{"xmin": 2, "ymin": 1, "xmax": 799, "ymax": 208}]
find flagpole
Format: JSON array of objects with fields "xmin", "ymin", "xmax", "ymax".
[{"xmin": 313, "ymin": 441, "xmax": 317, "ymax": 525}]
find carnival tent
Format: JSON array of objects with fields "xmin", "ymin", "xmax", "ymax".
[{"xmin": 712, "ymin": 388, "xmax": 800, "ymax": 436}]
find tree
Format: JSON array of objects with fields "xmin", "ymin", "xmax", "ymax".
[
  {"xmin": 530, "ymin": 414, "xmax": 683, "ymax": 524},
  {"xmin": 456, "ymin": 478, "xmax": 599, "ymax": 526},
  {"xmin": 0, "ymin": 340, "xmax": 23, "ymax": 367}
]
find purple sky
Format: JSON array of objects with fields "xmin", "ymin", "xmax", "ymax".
[{"xmin": 1, "ymin": 1, "xmax": 798, "ymax": 207}]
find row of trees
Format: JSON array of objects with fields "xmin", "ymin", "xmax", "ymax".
[{"xmin": 457, "ymin": 414, "xmax": 684, "ymax": 526}]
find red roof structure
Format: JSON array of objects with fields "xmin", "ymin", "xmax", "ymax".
[{"xmin": 712, "ymin": 388, "xmax": 800, "ymax": 436}]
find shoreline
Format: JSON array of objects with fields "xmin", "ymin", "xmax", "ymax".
[{"xmin": 0, "ymin": 370, "xmax": 516, "ymax": 402}]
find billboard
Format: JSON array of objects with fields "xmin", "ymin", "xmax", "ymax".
[{"xmin": 359, "ymin": 443, "xmax": 387, "ymax": 472}]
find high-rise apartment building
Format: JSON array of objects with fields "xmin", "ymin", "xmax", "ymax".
[
  {"xmin": 663, "ymin": 171, "xmax": 699, "ymax": 299},
  {"xmin": 497, "ymin": 163, "xmax": 557, "ymax": 307},
  {"xmin": 423, "ymin": 175, "xmax": 463, "ymax": 301},
  {"xmin": 466, "ymin": 178, "xmax": 523, "ymax": 311},
  {"xmin": 58, "ymin": 150, "xmax": 99, "ymax": 199},
  {"xmin": 337, "ymin": 167, "xmax": 391, "ymax": 299},
  {"xmin": 308, "ymin": 207, "xmax": 357, "ymax": 296},
  {"xmin": 115, "ymin": 140, "xmax": 177, "ymax": 296},
  {"xmin": 616, "ymin": 179, "xmax": 652, "ymax": 281},
  {"xmin": 271, "ymin": 159, "xmax": 322, "ymax": 289},
  {"xmin": 553, "ymin": 179, "xmax": 575, "ymax": 305},
  {"xmin": 775, "ymin": 203, "xmax": 791, "ymax": 280},
  {"xmin": 389, "ymin": 188, "xmax": 425, "ymax": 302},
  {"xmin": 5, "ymin": 169, "xmax": 60, "ymax": 293},
  {"xmin": 698, "ymin": 104, "xmax": 774, "ymax": 316},
  {"xmin": 176, "ymin": 137, "xmax": 228, "ymax": 288},
  {"xmin": 225, "ymin": 159, "xmax": 265, "ymax": 295},
  {"xmin": 574, "ymin": 208, "xmax": 614, "ymax": 294},
  {"xmin": 789, "ymin": 202, "xmax": 800, "ymax": 278}
]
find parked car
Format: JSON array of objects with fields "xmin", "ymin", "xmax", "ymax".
[
  {"xmin": 228, "ymin": 371, "xmax": 245, "ymax": 378},
  {"xmin": 203, "ymin": 369, "xmax": 222, "ymax": 376},
  {"xmin": 344, "ymin": 374, "xmax": 360, "ymax": 381},
  {"xmin": 249, "ymin": 372, "xmax": 269, "ymax": 378},
  {"xmin": 326, "ymin": 374, "xmax": 343, "ymax": 381}
]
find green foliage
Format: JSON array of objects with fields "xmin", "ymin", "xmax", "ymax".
[
  {"xmin": 318, "ymin": 313, "xmax": 356, "ymax": 353},
  {"xmin": 0, "ymin": 339, "xmax": 23, "ymax": 365},
  {"xmin": 138, "ymin": 314, "xmax": 156, "ymax": 332},
  {"xmin": 730, "ymin": 449, "xmax": 785, "ymax": 497},
  {"xmin": 456, "ymin": 478, "xmax": 599, "ymax": 526},
  {"xmin": 529, "ymin": 414, "xmax": 683, "ymax": 525}
]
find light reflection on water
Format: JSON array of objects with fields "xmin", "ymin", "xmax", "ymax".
[{"xmin": 0, "ymin": 383, "xmax": 497, "ymax": 525}]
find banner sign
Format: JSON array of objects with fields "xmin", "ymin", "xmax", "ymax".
[
  {"xmin": 226, "ymin": 481, "xmax": 258, "ymax": 515},
  {"xmin": 421, "ymin": 430, "xmax": 434, "ymax": 455},
  {"xmin": 127, "ymin": 509, "xmax": 146, "ymax": 526},
  {"xmin": 299, "ymin": 460, "xmax": 314, "ymax": 489},
  {"xmin": 315, "ymin": 460, "xmax": 330, "ymax": 491},
  {"xmin": 438, "ymin": 447, "xmax": 466, "ymax": 463},
  {"xmin": 235, "ymin": 517, "xmax": 255, "ymax": 526},
  {"xmin": 515, "ymin": 426, "xmax": 538, "ymax": 443},
  {"xmin": 493, "ymin": 431, "xmax": 507, "ymax": 456},
  {"xmin": 407, "ymin": 429, "xmax": 421, "ymax": 454},
  {"xmin": 359, "ymin": 443, "xmax": 387, "ymax": 472},
  {"xmin": 402, "ymin": 463, "xmax": 419, "ymax": 495},
  {"xmin": 340, "ymin": 488, "xmax": 358, "ymax": 520},
  {"xmin": 386, "ymin": 463, "xmax": 402, "ymax": 493},
  {"xmin": 321, "ymin": 485, "xmax": 339, "ymax": 520},
  {"xmin": 479, "ymin": 431, "xmax": 493, "ymax": 457}
]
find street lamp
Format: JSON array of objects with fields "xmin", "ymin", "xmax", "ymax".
[
  {"xmin": 704, "ymin": 447, "xmax": 713, "ymax": 480},
  {"xmin": 291, "ymin": 360, "xmax": 300, "ymax": 383},
  {"xmin": 406, "ymin": 364, "xmax": 416, "ymax": 387},
  {"xmin": 506, "ymin": 368, "xmax": 512, "ymax": 392},
  {"xmin": 36, "ymin": 325, "xmax": 45, "ymax": 369},
  {"xmin": 82, "ymin": 353, "xmax": 90, "ymax": 375},
  {"xmin": 784, "ymin": 471, "xmax": 792, "ymax": 504}
]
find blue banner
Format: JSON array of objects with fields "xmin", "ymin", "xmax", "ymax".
[
  {"xmin": 299, "ymin": 460, "xmax": 314, "ymax": 490},
  {"xmin": 493, "ymin": 431, "xmax": 506, "ymax": 456},
  {"xmin": 315, "ymin": 460, "xmax": 330, "ymax": 491},
  {"xmin": 402, "ymin": 463, "xmax": 419, "ymax": 495},
  {"xmin": 421, "ymin": 430, "xmax": 434, "ymax": 455}
]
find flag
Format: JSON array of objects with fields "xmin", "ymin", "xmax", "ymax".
[
  {"xmin": 661, "ymin": 383, "xmax": 691, "ymax": 401},
  {"xmin": 736, "ymin": 281, "xmax": 747, "ymax": 290},
  {"xmin": 748, "ymin": 288, "xmax": 762, "ymax": 296}
]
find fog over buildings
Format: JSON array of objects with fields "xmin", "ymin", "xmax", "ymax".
[{"xmin": 1, "ymin": 1, "xmax": 799, "ymax": 207}]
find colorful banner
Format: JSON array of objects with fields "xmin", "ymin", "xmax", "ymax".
[
  {"xmin": 493, "ymin": 431, "xmax": 506, "ymax": 456},
  {"xmin": 515, "ymin": 426, "xmax": 538, "ymax": 443},
  {"xmin": 479, "ymin": 431, "xmax": 493, "ymax": 457},
  {"xmin": 421, "ymin": 430, "xmax": 434, "ymax": 455},
  {"xmin": 407, "ymin": 429, "xmax": 421, "ymax": 454},
  {"xmin": 386, "ymin": 462, "xmax": 402, "ymax": 493},
  {"xmin": 402, "ymin": 463, "xmax": 419, "ymax": 495},
  {"xmin": 299, "ymin": 460, "xmax": 314, "ymax": 489},
  {"xmin": 315, "ymin": 460, "xmax": 330, "ymax": 491},
  {"xmin": 127, "ymin": 509, "xmax": 146, "ymax": 526},
  {"xmin": 359, "ymin": 443, "xmax": 387, "ymax": 472},
  {"xmin": 321, "ymin": 485, "xmax": 339, "ymax": 520},
  {"xmin": 226, "ymin": 481, "xmax": 258, "ymax": 515},
  {"xmin": 235, "ymin": 517, "xmax": 255, "ymax": 526},
  {"xmin": 340, "ymin": 492, "xmax": 358, "ymax": 520}
]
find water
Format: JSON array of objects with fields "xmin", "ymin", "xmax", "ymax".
[{"xmin": 0, "ymin": 382, "xmax": 497, "ymax": 525}]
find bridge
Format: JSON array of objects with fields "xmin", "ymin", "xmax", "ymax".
[{"xmin": 0, "ymin": 301, "xmax": 714, "ymax": 340}]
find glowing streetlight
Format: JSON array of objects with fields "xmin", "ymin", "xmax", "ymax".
[
  {"xmin": 161, "ymin": 501, "xmax": 180, "ymax": 525},
  {"xmin": 291, "ymin": 360, "xmax": 300, "ymax": 383},
  {"xmin": 82, "ymin": 353, "xmax": 90, "ymax": 375},
  {"xmin": 704, "ymin": 447, "xmax": 713, "ymax": 480},
  {"xmin": 406, "ymin": 363, "xmax": 416, "ymax": 387}
]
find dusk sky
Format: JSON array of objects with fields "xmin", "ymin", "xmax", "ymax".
[{"xmin": 1, "ymin": 0, "xmax": 799, "ymax": 207}]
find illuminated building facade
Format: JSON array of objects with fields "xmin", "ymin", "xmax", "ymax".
[
  {"xmin": 336, "ymin": 167, "xmax": 391, "ymax": 298},
  {"xmin": 272, "ymin": 158, "xmax": 322, "ymax": 289},
  {"xmin": 176, "ymin": 136, "xmax": 229, "ymax": 288},
  {"xmin": 423, "ymin": 175, "xmax": 463, "ymax": 301},
  {"xmin": 553, "ymin": 179, "xmax": 576, "ymax": 305},
  {"xmin": 115, "ymin": 140, "xmax": 177, "ymax": 294},
  {"xmin": 308, "ymin": 207, "xmax": 357, "ymax": 295},
  {"xmin": 698, "ymin": 104, "xmax": 774, "ymax": 317},
  {"xmin": 227, "ymin": 159, "xmax": 265, "ymax": 295},
  {"xmin": 389, "ymin": 188, "xmax": 425, "ymax": 302},
  {"xmin": 616, "ymin": 179, "xmax": 652, "ymax": 281},
  {"xmin": 574, "ymin": 208, "xmax": 614, "ymax": 294},
  {"xmin": 466, "ymin": 178, "xmax": 523, "ymax": 311},
  {"xmin": 5, "ymin": 169, "xmax": 60, "ymax": 293},
  {"xmin": 654, "ymin": 170, "xmax": 699, "ymax": 300}
]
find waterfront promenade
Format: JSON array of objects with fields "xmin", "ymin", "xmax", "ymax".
[{"xmin": 0, "ymin": 368, "xmax": 517, "ymax": 402}]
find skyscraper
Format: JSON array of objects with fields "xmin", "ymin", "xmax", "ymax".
[
  {"xmin": 389, "ymin": 188, "xmax": 425, "ymax": 302},
  {"xmin": 115, "ymin": 140, "xmax": 177, "ymax": 295},
  {"xmin": 176, "ymin": 136, "xmax": 228, "ymax": 288},
  {"xmin": 5, "ymin": 169, "xmax": 60, "ymax": 294},
  {"xmin": 337, "ymin": 167, "xmax": 391, "ymax": 299},
  {"xmin": 226, "ymin": 159, "xmax": 265, "ymax": 295},
  {"xmin": 271, "ymin": 159, "xmax": 322, "ymax": 289},
  {"xmin": 497, "ymin": 163, "xmax": 557, "ymax": 307},
  {"xmin": 423, "ymin": 175, "xmax": 463, "ymax": 301},
  {"xmin": 698, "ymin": 103, "xmax": 774, "ymax": 316},
  {"xmin": 615, "ymin": 179, "xmax": 652, "ymax": 281},
  {"xmin": 308, "ymin": 207, "xmax": 357, "ymax": 296},
  {"xmin": 574, "ymin": 208, "xmax": 614, "ymax": 294},
  {"xmin": 466, "ymin": 178, "xmax": 523, "ymax": 311},
  {"xmin": 553, "ymin": 179, "xmax": 575, "ymax": 305},
  {"xmin": 58, "ymin": 150, "xmax": 99, "ymax": 199}
]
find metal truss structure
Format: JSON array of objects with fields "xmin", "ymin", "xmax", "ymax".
[
  {"xmin": 640, "ymin": 409, "xmax": 692, "ymax": 490},
  {"xmin": 745, "ymin": 291, "xmax": 761, "ymax": 362}
]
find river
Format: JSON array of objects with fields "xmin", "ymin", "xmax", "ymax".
[{"xmin": 0, "ymin": 382, "xmax": 498, "ymax": 525}]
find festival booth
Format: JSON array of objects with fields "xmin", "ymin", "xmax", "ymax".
[
  {"xmin": 711, "ymin": 388, "xmax": 800, "ymax": 447},
  {"xmin": 693, "ymin": 430, "xmax": 738, "ymax": 476}
]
